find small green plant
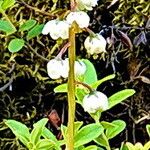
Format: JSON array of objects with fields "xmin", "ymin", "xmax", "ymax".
[{"xmin": 2, "ymin": 0, "xmax": 137, "ymax": 150}]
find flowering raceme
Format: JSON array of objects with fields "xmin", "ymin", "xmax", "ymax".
[
  {"xmin": 82, "ymin": 91, "xmax": 108, "ymax": 113},
  {"xmin": 76, "ymin": 0, "xmax": 98, "ymax": 11},
  {"xmin": 84, "ymin": 34, "xmax": 107, "ymax": 55},
  {"xmin": 42, "ymin": 19, "xmax": 69, "ymax": 40},
  {"xmin": 47, "ymin": 58, "xmax": 86, "ymax": 79},
  {"xmin": 66, "ymin": 11, "xmax": 90, "ymax": 28}
]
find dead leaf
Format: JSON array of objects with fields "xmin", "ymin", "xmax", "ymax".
[
  {"xmin": 107, "ymin": 0, "xmax": 119, "ymax": 9},
  {"xmin": 139, "ymin": 76, "xmax": 150, "ymax": 84}
]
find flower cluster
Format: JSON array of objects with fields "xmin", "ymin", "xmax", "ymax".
[
  {"xmin": 82, "ymin": 91, "xmax": 108, "ymax": 113},
  {"xmin": 47, "ymin": 58, "xmax": 86, "ymax": 79}
]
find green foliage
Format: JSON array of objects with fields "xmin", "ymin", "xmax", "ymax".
[
  {"xmin": 26, "ymin": 24, "xmax": 44, "ymax": 40},
  {"xmin": 146, "ymin": 124, "xmax": 150, "ymax": 137},
  {"xmin": 74, "ymin": 123, "xmax": 104, "ymax": 148},
  {"xmin": 108, "ymin": 89, "xmax": 136, "ymax": 110},
  {"xmin": 5, "ymin": 118, "xmax": 60, "ymax": 150},
  {"xmin": 0, "ymin": 0, "xmax": 15, "ymax": 10},
  {"xmin": 0, "ymin": 20, "xmax": 16, "ymax": 35},
  {"xmin": 8, "ymin": 38, "xmax": 25, "ymax": 52},
  {"xmin": 19, "ymin": 19, "xmax": 37, "ymax": 32}
]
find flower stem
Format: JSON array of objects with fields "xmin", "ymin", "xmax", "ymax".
[{"xmin": 67, "ymin": 22, "xmax": 76, "ymax": 150}]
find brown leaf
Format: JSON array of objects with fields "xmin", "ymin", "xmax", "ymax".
[
  {"xmin": 107, "ymin": 0, "xmax": 119, "ymax": 9},
  {"xmin": 118, "ymin": 30, "xmax": 133, "ymax": 50}
]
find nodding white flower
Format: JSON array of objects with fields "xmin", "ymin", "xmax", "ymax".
[
  {"xmin": 66, "ymin": 11, "xmax": 90, "ymax": 28},
  {"xmin": 42, "ymin": 20, "xmax": 69, "ymax": 40},
  {"xmin": 76, "ymin": 0, "xmax": 98, "ymax": 11},
  {"xmin": 75, "ymin": 60, "xmax": 86, "ymax": 76},
  {"xmin": 82, "ymin": 91, "xmax": 108, "ymax": 113},
  {"xmin": 47, "ymin": 59, "xmax": 68, "ymax": 79},
  {"xmin": 84, "ymin": 34, "xmax": 106, "ymax": 55},
  {"xmin": 47, "ymin": 58, "xmax": 86, "ymax": 79}
]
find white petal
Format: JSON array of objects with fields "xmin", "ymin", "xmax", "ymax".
[{"xmin": 75, "ymin": 60, "xmax": 86, "ymax": 76}]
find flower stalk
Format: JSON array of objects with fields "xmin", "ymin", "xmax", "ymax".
[{"xmin": 66, "ymin": 22, "xmax": 76, "ymax": 150}]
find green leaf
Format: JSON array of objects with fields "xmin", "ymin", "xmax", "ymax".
[
  {"xmin": 1, "ymin": 0, "xmax": 15, "ymax": 10},
  {"xmin": 54, "ymin": 83, "xmax": 67, "ymax": 93},
  {"xmin": 75, "ymin": 88, "xmax": 87, "ymax": 104},
  {"xmin": 91, "ymin": 74, "xmax": 115, "ymax": 89},
  {"xmin": 42, "ymin": 127, "xmax": 58, "ymax": 143},
  {"xmin": 74, "ymin": 123, "xmax": 104, "ymax": 148},
  {"xmin": 146, "ymin": 124, "xmax": 150, "ymax": 137},
  {"xmin": 82, "ymin": 59, "xmax": 97, "ymax": 85},
  {"xmin": 144, "ymin": 141, "xmax": 150, "ymax": 150},
  {"xmin": 60, "ymin": 125, "xmax": 67, "ymax": 141},
  {"xmin": 0, "ymin": 20, "xmax": 16, "ymax": 35},
  {"xmin": 26, "ymin": 24, "xmax": 44, "ymax": 40},
  {"xmin": 83, "ymin": 145, "xmax": 98, "ymax": 150},
  {"xmin": 101, "ymin": 121, "xmax": 116, "ymax": 129},
  {"xmin": 105, "ymin": 120, "xmax": 126, "ymax": 139},
  {"xmin": 36, "ymin": 139, "xmax": 55, "ymax": 150},
  {"xmin": 74, "ymin": 121, "xmax": 83, "ymax": 135},
  {"xmin": 8, "ymin": 38, "xmax": 25, "ymax": 53},
  {"xmin": 30, "ymin": 118, "xmax": 48, "ymax": 145},
  {"xmin": 5, "ymin": 119, "xmax": 30, "ymax": 147},
  {"xmin": 94, "ymin": 133, "xmax": 110, "ymax": 149},
  {"xmin": 19, "ymin": 19, "xmax": 37, "ymax": 31},
  {"xmin": 108, "ymin": 89, "xmax": 135, "ymax": 110}
]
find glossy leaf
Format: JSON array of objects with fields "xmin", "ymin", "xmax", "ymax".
[
  {"xmin": 1, "ymin": 0, "xmax": 15, "ymax": 10},
  {"xmin": 105, "ymin": 120, "xmax": 126, "ymax": 139},
  {"xmin": 91, "ymin": 74, "xmax": 115, "ymax": 89},
  {"xmin": 8, "ymin": 38, "xmax": 25, "ymax": 53},
  {"xmin": 42, "ymin": 127, "xmax": 58, "ymax": 143},
  {"xmin": 83, "ymin": 145, "xmax": 98, "ymax": 150},
  {"xmin": 26, "ymin": 24, "xmax": 44, "ymax": 40},
  {"xmin": 74, "ymin": 121, "xmax": 83, "ymax": 135},
  {"xmin": 82, "ymin": 59, "xmax": 97, "ymax": 85},
  {"xmin": 74, "ymin": 123, "xmax": 104, "ymax": 148},
  {"xmin": 146, "ymin": 124, "xmax": 150, "ymax": 137},
  {"xmin": 94, "ymin": 133, "xmax": 110, "ymax": 149},
  {"xmin": 101, "ymin": 121, "xmax": 116, "ymax": 129},
  {"xmin": 5, "ymin": 119, "xmax": 30, "ymax": 147},
  {"xmin": 75, "ymin": 88, "xmax": 87, "ymax": 104},
  {"xmin": 108, "ymin": 89, "xmax": 135, "ymax": 110},
  {"xmin": 0, "ymin": 20, "xmax": 16, "ymax": 35},
  {"xmin": 36, "ymin": 139, "xmax": 55, "ymax": 150},
  {"xmin": 30, "ymin": 118, "xmax": 48, "ymax": 145},
  {"xmin": 19, "ymin": 19, "xmax": 37, "ymax": 31},
  {"xmin": 54, "ymin": 83, "xmax": 67, "ymax": 93}
]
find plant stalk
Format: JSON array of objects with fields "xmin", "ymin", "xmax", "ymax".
[{"xmin": 66, "ymin": 22, "xmax": 76, "ymax": 150}]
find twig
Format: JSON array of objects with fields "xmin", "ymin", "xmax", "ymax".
[{"xmin": 19, "ymin": 0, "xmax": 58, "ymax": 18}]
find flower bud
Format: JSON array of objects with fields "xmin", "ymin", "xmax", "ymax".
[
  {"xmin": 42, "ymin": 20, "xmax": 69, "ymax": 40},
  {"xmin": 84, "ymin": 34, "xmax": 106, "ymax": 55},
  {"xmin": 82, "ymin": 91, "xmax": 108, "ymax": 113},
  {"xmin": 76, "ymin": 0, "xmax": 98, "ymax": 11},
  {"xmin": 66, "ymin": 11, "xmax": 90, "ymax": 28}
]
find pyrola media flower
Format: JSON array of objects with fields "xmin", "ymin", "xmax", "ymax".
[
  {"xmin": 82, "ymin": 91, "xmax": 108, "ymax": 113},
  {"xmin": 76, "ymin": 0, "xmax": 98, "ymax": 11},
  {"xmin": 84, "ymin": 34, "xmax": 107, "ymax": 55},
  {"xmin": 47, "ymin": 59, "xmax": 68, "ymax": 79},
  {"xmin": 66, "ymin": 11, "xmax": 90, "ymax": 28},
  {"xmin": 47, "ymin": 58, "xmax": 86, "ymax": 79},
  {"xmin": 42, "ymin": 19, "xmax": 69, "ymax": 40}
]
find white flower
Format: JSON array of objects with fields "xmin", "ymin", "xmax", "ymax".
[
  {"xmin": 82, "ymin": 91, "xmax": 108, "ymax": 113},
  {"xmin": 47, "ymin": 58, "xmax": 86, "ymax": 79},
  {"xmin": 84, "ymin": 34, "xmax": 106, "ymax": 55},
  {"xmin": 42, "ymin": 20, "xmax": 69, "ymax": 40},
  {"xmin": 66, "ymin": 11, "xmax": 90, "ymax": 28},
  {"xmin": 47, "ymin": 59, "xmax": 68, "ymax": 79},
  {"xmin": 75, "ymin": 60, "xmax": 86, "ymax": 76},
  {"xmin": 76, "ymin": 0, "xmax": 98, "ymax": 11}
]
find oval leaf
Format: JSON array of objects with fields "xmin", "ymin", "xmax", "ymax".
[
  {"xmin": 105, "ymin": 120, "xmax": 126, "ymax": 139},
  {"xmin": 1, "ymin": 0, "xmax": 15, "ymax": 10},
  {"xmin": 30, "ymin": 118, "xmax": 48, "ymax": 145},
  {"xmin": 0, "ymin": 20, "xmax": 16, "ymax": 35},
  {"xmin": 82, "ymin": 59, "xmax": 97, "ymax": 85},
  {"xmin": 108, "ymin": 89, "xmax": 135, "ymax": 109},
  {"xmin": 8, "ymin": 38, "xmax": 25, "ymax": 53},
  {"xmin": 54, "ymin": 83, "xmax": 67, "ymax": 93},
  {"xmin": 5, "ymin": 119, "xmax": 30, "ymax": 147},
  {"xmin": 19, "ymin": 19, "xmax": 37, "ymax": 32},
  {"xmin": 27, "ymin": 24, "xmax": 44, "ymax": 40},
  {"xmin": 74, "ymin": 123, "xmax": 104, "ymax": 148},
  {"xmin": 83, "ymin": 145, "xmax": 98, "ymax": 150}
]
